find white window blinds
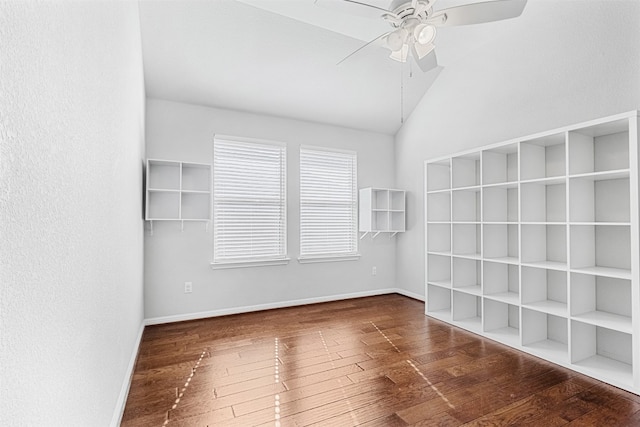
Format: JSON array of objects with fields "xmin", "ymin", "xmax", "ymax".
[
  {"xmin": 213, "ymin": 137, "xmax": 287, "ymax": 264},
  {"xmin": 300, "ymin": 147, "xmax": 358, "ymax": 259}
]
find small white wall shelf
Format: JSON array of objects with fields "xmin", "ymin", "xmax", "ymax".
[
  {"xmin": 359, "ymin": 188, "xmax": 406, "ymax": 238},
  {"xmin": 145, "ymin": 159, "xmax": 211, "ymax": 229},
  {"xmin": 424, "ymin": 111, "xmax": 640, "ymax": 395}
]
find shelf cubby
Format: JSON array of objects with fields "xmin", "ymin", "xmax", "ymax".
[
  {"xmin": 484, "ymin": 299, "xmax": 520, "ymax": 346},
  {"xmin": 568, "ymin": 119, "xmax": 629, "ymax": 175},
  {"xmin": 569, "ymin": 174, "xmax": 630, "ymax": 223},
  {"xmin": 427, "ymin": 223, "xmax": 451, "ymax": 254},
  {"xmin": 521, "ymin": 224, "xmax": 567, "ymax": 269},
  {"xmin": 570, "ymin": 224, "xmax": 631, "ymax": 277},
  {"xmin": 520, "ymin": 133, "xmax": 566, "ymax": 181},
  {"xmin": 390, "ymin": 212, "xmax": 405, "ymax": 233},
  {"xmin": 427, "ymin": 192, "xmax": 451, "ymax": 222},
  {"xmin": 452, "ymin": 223, "xmax": 481, "ymax": 258},
  {"xmin": 521, "ymin": 266, "xmax": 567, "ymax": 317},
  {"xmin": 426, "ymin": 284, "xmax": 452, "ymax": 321},
  {"xmin": 373, "ymin": 211, "xmax": 390, "ymax": 232},
  {"xmin": 570, "ymin": 273, "xmax": 632, "ymax": 333},
  {"xmin": 571, "ymin": 321, "xmax": 632, "ymax": 387},
  {"xmin": 427, "ymin": 160, "xmax": 451, "ymax": 192},
  {"xmin": 482, "ymin": 144, "xmax": 518, "ymax": 185},
  {"xmin": 452, "ymin": 188, "xmax": 481, "ymax": 222},
  {"xmin": 483, "ymin": 224, "xmax": 518, "ymax": 263},
  {"xmin": 452, "ymin": 257, "xmax": 481, "ymax": 295},
  {"xmin": 147, "ymin": 191, "xmax": 180, "ymax": 220},
  {"xmin": 181, "ymin": 163, "xmax": 211, "ymax": 192},
  {"xmin": 482, "ymin": 185, "xmax": 518, "ymax": 223},
  {"xmin": 452, "ymin": 291, "xmax": 482, "ymax": 332},
  {"xmin": 427, "ymin": 254, "xmax": 452, "ymax": 287},
  {"xmin": 521, "ymin": 180, "xmax": 566, "ymax": 223},
  {"xmin": 522, "ymin": 309, "xmax": 568, "ymax": 362},
  {"xmin": 483, "ymin": 261, "xmax": 519, "ymax": 304},
  {"xmin": 452, "ymin": 154, "xmax": 480, "ymax": 189},
  {"xmin": 181, "ymin": 193, "xmax": 210, "ymax": 220},
  {"xmin": 390, "ymin": 190, "xmax": 405, "ymax": 211},
  {"xmin": 148, "ymin": 160, "xmax": 181, "ymax": 190},
  {"xmin": 373, "ymin": 189, "xmax": 389, "ymax": 210}
]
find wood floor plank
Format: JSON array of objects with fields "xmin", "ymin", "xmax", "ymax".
[{"xmin": 122, "ymin": 294, "xmax": 640, "ymax": 426}]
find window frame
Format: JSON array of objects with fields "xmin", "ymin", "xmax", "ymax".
[
  {"xmin": 211, "ymin": 135, "xmax": 289, "ymax": 269},
  {"xmin": 298, "ymin": 145, "xmax": 359, "ymax": 263}
]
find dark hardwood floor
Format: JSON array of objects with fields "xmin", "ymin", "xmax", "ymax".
[{"xmin": 122, "ymin": 294, "xmax": 640, "ymax": 426}]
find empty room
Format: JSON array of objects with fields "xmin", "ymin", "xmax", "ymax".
[{"xmin": 2, "ymin": 0, "xmax": 640, "ymax": 426}]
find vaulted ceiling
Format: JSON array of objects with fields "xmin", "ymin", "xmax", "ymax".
[{"xmin": 139, "ymin": 0, "xmax": 526, "ymax": 135}]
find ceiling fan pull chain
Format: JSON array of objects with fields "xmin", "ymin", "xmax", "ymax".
[{"xmin": 400, "ymin": 60, "xmax": 405, "ymax": 124}]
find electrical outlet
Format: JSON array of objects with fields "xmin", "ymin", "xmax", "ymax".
[
  {"xmin": 372, "ymin": 266, "xmax": 377, "ymax": 276},
  {"xmin": 184, "ymin": 282, "xmax": 193, "ymax": 293}
]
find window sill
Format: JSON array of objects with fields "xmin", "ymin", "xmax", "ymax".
[
  {"xmin": 297, "ymin": 254, "xmax": 361, "ymax": 264},
  {"xmin": 210, "ymin": 258, "xmax": 291, "ymax": 270}
]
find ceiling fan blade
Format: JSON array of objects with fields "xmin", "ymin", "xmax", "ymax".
[
  {"xmin": 315, "ymin": 0, "xmax": 393, "ymax": 20},
  {"xmin": 427, "ymin": 0, "xmax": 527, "ymax": 27},
  {"xmin": 337, "ymin": 32, "xmax": 391, "ymax": 65},
  {"xmin": 411, "ymin": 44, "xmax": 438, "ymax": 72}
]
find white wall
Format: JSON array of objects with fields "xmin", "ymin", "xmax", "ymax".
[
  {"xmin": 395, "ymin": 0, "xmax": 640, "ymax": 297},
  {"xmin": 145, "ymin": 99, "xmax": 398, "ymax": 321},
  {"xmin": 0, "ymin": 3, "xmax": 146, "ymax": 426}
]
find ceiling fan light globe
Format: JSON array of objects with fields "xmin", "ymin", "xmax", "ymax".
[
  {"xmin": 386, "ymin": 28, "xmax": 408, "ymax": 51},
  {"xmin": 416, "ymin": 24, "xmax": 436, "ymax": 45},
  {"xmin": 389, "ymin": 44, "xmax": 409, "ymax": 62},
  {"xmin": 413, "ymin": 41, "xmax": 435, "ymax": 59}
]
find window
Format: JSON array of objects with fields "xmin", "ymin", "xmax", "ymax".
[
  {"xmin": 212, "ymin": 136, "xmax": 287, "ymax": 267},
  {"xmin": 299, "ymin": 146, "xmax": 358, "ymax": 261}
]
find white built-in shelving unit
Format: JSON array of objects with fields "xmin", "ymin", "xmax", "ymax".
[
  {"xmin": 424, "ymin": 111, "xmax": 640, "ymax": 394},
  {"xmin": 359, "ymin": 188, "xmax": 406, "ymax": 238},
  {"xmin": 145, "ymin": 159, "xmax": 211, "ymax": 227}
]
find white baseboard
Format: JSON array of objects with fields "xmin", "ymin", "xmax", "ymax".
[
  {"xmin": 145, "ymin": 288, "xmax": 421, "ymax": 325},
  {"xmin": 110, "ymin": 320, "xmax": 145, "ymax": 427},
  {"xmin": 394, "ymin": 288, "xmax": 425, "ymax": 302}
]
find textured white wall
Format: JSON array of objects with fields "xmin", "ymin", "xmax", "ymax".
[
  {"xmin": 0, "ymin": 3, "xmax": 145, "ymax": 426},
  {"xmin": 395, "ymin": 0, "xmax": 640, "ymax": 297},
  {"xmin": 144, "ymin": 99, "xmax": 398, "ymax": 321}
]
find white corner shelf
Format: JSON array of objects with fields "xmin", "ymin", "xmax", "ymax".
[
  {"xmin": 425, "ymin": 110, "xmax": 640, "ymax": 395},
  {"xmin": 359, "ymin": 188, "xmax": 405, "ymax": 238},
  {"xmin": 145, "ymin": 159, "xmax": 211, "ymax": 225}
]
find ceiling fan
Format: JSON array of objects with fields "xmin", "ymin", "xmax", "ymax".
[{"xmin": 323, "ymin": 0, "xmax": 528, "ymax": 72}]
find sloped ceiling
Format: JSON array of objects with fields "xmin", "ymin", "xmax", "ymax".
[{"xmin": 139, "ymin": 0, "xmax": 526, "ymax": 135}]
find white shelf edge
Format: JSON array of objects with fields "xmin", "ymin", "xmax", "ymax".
[
  {"xmin": 426, "ymin": 188, "xmax": 451, "ymax": 194},
  {"xmin": 452, "ymin": 285, "xmax": 482, "ymax": 296},
  {"xmin": 181, "ymin": 189, "xmax": 211, "ymax": 194},
  {"xmin": 484, "ymin": 292, "xmax": 520, "ymax": 305},
  {"xmin": 451, "ymin": 185, "xmax": 481, "ymax": 191},
  {"xmin": 427, "ymin": 280, "xmax": 452, "ymax": 288},
  {"xmin": 427, "ymin": 251, "xmax": 452, "ymax": 257},
  {"xmin": 569, "ymin": 222, "xmax": 631, "ymax": 226},
  {"xmin": 481, "ymin": 181, "xmax": 518, "ymax": 189},
  {"xmin": 483, "ymin": 256, "xmax": 519, "ymax": 265},
  {"xmin": 572, "ymin": 312, "xmax": 633, "ymax": 334},
  {"xmin": 569, "ymin": 266, "xmax": 632, "ymax": 280},
  {"xmin": 519, "ymin": 176, "xmax": 567, "ymax": 185},
  {"xmin": 147, "ymin": 188, "xmax": 180, "ymax": 193},
  {"xmin": 522, "ymin": 301, "xmax": 568, "ymax": 318},
  {"xmin": 521, "ymin": 261, "xmax": 568, "ymax": 271},
  {"xmin": 568, "ymin": 169, "xmax": 630, "ymax": 180},
  {"xmin": 451, "ymin": 253, "xmax": 482, "ymax": 260}
]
